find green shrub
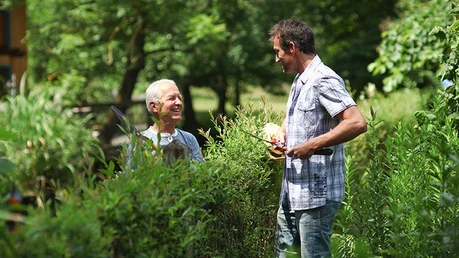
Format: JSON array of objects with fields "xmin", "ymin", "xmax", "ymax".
[
  {"xmin": 346, "ymin": 86, "xmax": 430, "ymax": 174},
  {"xmin": 199, "ymin": 99, "xmax": 284, "ymax": 257},
  {"xmin": 0, "ymin": 86, "xmax": 105, "ymax": 257},
  {"xmin": 87, "ymin": 159, "xmax": 221, "ymax": 257},
  {"xmin": 0, "ymin": 87, "xmax": 100, "ymax": 197},
  {"xmin": 334, "ymin": 85, "xmax": 459, "ymax": 257},
  {"xmin": 1, "ymin": 141, "xmax": 225, "ymax": 257},
  {"xmin": 0, "ymin": 199, "xmax": 110, "ymax": 258}
]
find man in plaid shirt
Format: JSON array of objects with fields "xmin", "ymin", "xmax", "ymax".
[{"xmin": 269, "ymin": 18, "xmax": 367, "ymax": 258}]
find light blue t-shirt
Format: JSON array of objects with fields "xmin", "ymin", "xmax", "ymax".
[{"xmin": 140, "ymin": 127, "xmax": 204, "ymax": 163}]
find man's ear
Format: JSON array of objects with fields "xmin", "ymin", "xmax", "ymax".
[
  {"xmin": 149, "ymin": 102, "xmax": 158, "ymax": 113},
  {"xmin": 289, "ymin": 42, "xmax": 295, "ymax": 54}
]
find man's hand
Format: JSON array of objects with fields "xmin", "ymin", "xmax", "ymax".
[
  {"xmin": 284, "ymin": 105, "xmax": 367, "ymax": 160},
  {"xmin": 285, "ymin": 141, "xmax": 315, "ymax": 159},
  {"xmin": 275, "ymin": 118, "xmax": 287, "ymax": 150}
]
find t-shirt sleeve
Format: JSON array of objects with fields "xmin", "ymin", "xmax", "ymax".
[
  {"xmin": 188, "ymin": 135, "xmax": 204, "ymax": 163},
  {"xmin": 179, "ymin": 129, "xmax": 204, "ymax": 163}
]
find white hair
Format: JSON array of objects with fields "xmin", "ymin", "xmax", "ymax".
[{"xmin": 145, "ymin": 79, "xmax": 177, "ymax": 115}]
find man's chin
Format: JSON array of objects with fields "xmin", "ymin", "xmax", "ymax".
[
  {"xmin": 281, "ymin": 66, "xmax": 291, "ymax": 74},
  {"xmin": 282, "ymin": 68, "xmax": 294, "ymax": 74},
  {"xmin": 171, "ymin": 116, "xmax": 182, "ymax": 122}
]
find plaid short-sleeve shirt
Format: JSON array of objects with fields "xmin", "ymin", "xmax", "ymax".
[{"xmin": 281, "ymin": 55, "xmax": 356, "ymax": 211}]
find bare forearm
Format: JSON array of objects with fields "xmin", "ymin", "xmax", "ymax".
[
  {"xmin": 309, "ymin": 118, "xmax": 367, "ymax": 149},
  {"xmin": 285, "ymin": 106, "xmax": 367, "ymax": 158}
]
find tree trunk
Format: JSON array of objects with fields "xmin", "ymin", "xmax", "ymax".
[
  {"xmin": 99, "ymin": 24, "xmax": 146, "ymax": 144},
  {"xmin": 234, "ymin": 79, "xmax": 241, "ymax": 108},
  {"xmin": 181, "ymin": 82, "xmax": 199, "ymax": 131},
  {"xmin": 216, "ymin": 84, "xmax": 226, "ymax": 117},
  {"xmin": 216, "ymin": 60, "xmax": 228, "ymax": 116}
]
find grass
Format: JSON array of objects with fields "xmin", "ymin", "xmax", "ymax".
[
  {"xmin": 357, "ymin": 87, "xmax": 430, "ymax": 126},
  {"xmin": 190, "ymin": 85, "xmax": 429, "ymax": 132},
  {"xmin": 191, "ymin": 86, "xmax": 288, "ymax": 126}
]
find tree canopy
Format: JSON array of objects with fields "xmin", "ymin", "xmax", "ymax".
[
  {"xmin": 19, "ymin": 0, "xmax": 397, "ymax": 142},
  {"xmin": 368, "ymin": 0, "xmax": 456, "ymax": 92}
]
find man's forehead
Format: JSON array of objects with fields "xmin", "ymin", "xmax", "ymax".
[
  {"xmin": 159, "ymin": 83, "xmax": 177, "ymax": 91},
  {"xmin": 272, "ymin": 36, "xmax": 281, "ymax": 47},
  {"xmin": 161, "ymin": 85, "xmax": 181, "ymax": 96},
  {"xmin": 164, "ymin": 91, "xmax": 181, "ymax": 97}
]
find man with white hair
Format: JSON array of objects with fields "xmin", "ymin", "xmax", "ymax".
[{"xmin": 138, "ymin": 79, "xmax": 203, "ymax": 163}]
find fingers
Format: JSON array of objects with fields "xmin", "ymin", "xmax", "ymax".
[
  {"xmin": 275, "ymin": 130, "xmax": 286, "ymax": 144},
  {"xmin": 287, "ymin": 151, "xmax": 302, "ymax": 159},
  {"xmin": 285, "ymin": 147, "xmax": 307, "ymax": 159}
]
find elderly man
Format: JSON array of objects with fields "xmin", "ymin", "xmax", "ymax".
[
  {"xmin": 127, "ymin": 79, "xmax": 203, "ymax": 166},
  {"xmin": 141, "ymin": 79, "xmax": 203, "ymax": 163}
]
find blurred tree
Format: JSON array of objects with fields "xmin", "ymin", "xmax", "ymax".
[
  {"xmin": 25, "ymin": 0, "xmax": 397, "ymax": 143},
  {"xmin": 27, "ymin": 0, "xmax": 191, "ymax": 142},
  {"xmin": 26, "ymin": 0, "xmax": 292, "ymax": 143},
  {"xmin": 289, "ymin": 0, "xmax": 397, "ymax": 93},
  {"xmin": 368, "ymin": 0, "xmax": 455, "ymax": 92}
]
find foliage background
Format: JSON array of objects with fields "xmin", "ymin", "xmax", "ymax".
[
  {"xmin": 1, "ymin": 0, "xmax": 459, "ymax": 257},
  {"xmin": 17, "ymin": 0, "xmax": 398, "ymax": 144}
]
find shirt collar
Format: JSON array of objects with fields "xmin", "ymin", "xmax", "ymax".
[
  {"xmin": 148, "ymin": 126, "xmax": 177, "ymax": 137},
  {"xmin": 298, "ymin": 55, "xmax": 322, "ymax": 85}
]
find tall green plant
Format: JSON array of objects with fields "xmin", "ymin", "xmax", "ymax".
[
  {"xmin": 335, "ymin": 110, "xmax": 395, "ymax": 256},
  {"xmin": 0, "ymin": 87, "xmax": 99, "ymax": 198},
  {"xmin": 0, "ymin": 128, "xmax": 19, "ymax": 257},
  {"xmin": 335, "ymin": 83, "xmax": 459, "ymax": 256},
  {"xmin": 87, "ymin": 159, "xmax": 221, "ymax": 257},
  {"xmin": 411, "ymin": 85, "xmax": 459, "ymax": 256},
  {"xmin": 199, "ymin": 99, "xmax": 284, "ymax": 257}
]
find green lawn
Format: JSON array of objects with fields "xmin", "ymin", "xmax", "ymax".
[
  {"xmin": 190, "ymin": 86, "xmax": 288, "ymax": 114},
  {"xmin": 189, "ymin": 86, "xmax": 288, "ymax": 130},
  {"xmin": 189, "ymin": 85, "xmax": 429, "ymax": 133}
]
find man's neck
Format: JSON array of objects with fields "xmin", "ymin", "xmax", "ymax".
[
  {"xmin": 296, "ymin": 53, "xmax": 316, "ymax": 74},
  {"xmin": 150, "ymin": 123, "xmax": 176, "ymax": 134}
]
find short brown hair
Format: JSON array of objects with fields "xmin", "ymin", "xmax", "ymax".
[{"xmin": 269, "ymin": 18, "xmax": 315, "ymax": 54}]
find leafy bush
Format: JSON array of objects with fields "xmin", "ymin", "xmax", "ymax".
[
  {"xmin": 1, "ymin": 199, "xmax": 110, "ymax": 258},
  {"xmin": 199, "ymin": 99, "xmax": 284, "ymax": 257},
  {"xmin": 85, "ymin": 158, "xmax": 224, "ymax": 257},
  {"xmin": 1, "ymin": 99, "xmax": 285, "ymax": 257},
  {"xmin": 334, "ymin": 84, "xmax": 459, "ymax": 257},
  {"xmin": 368, "ymin": 0, "xmax": 454, "ymax": 92},
  {"xmin": 346, "ymin": 86, "xmax": 430, "ymax": 174},
  {"xmin": 0, "ymin": 87, "xmax": 100, "ymax": 205},
  {"xmin": 0, "ymin": 86, "xmax": 106, "ymax": 257}
]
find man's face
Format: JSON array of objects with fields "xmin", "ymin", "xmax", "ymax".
[
  {"xmin": 156, "ymin": 84, "xmax": 183, "ymax": 123},
  {"xmin": 273, "ymin": 36, "xmax": 294, "ymax": 74}
]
